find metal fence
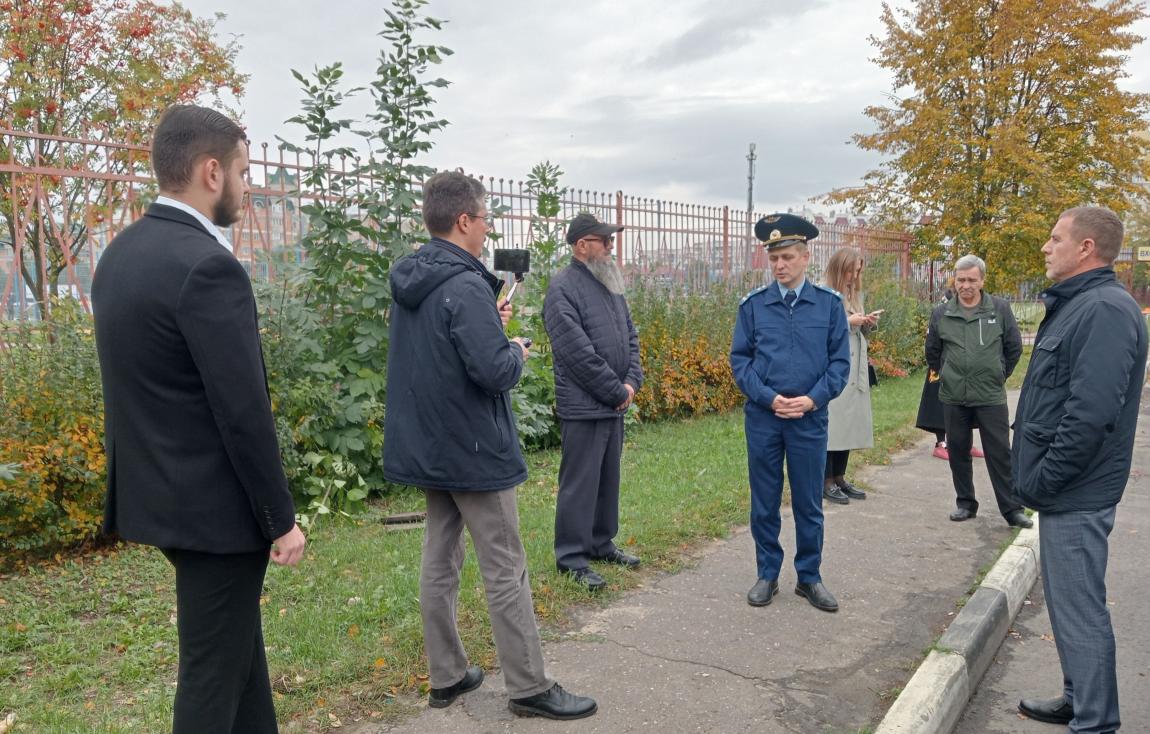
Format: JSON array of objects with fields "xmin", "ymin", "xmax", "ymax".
[{"xmin": 1, "ymin": 127, "xmax": 917, "ymax": 322}]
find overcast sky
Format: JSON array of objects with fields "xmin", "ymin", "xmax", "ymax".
[{"xmin": 176, "ymin": 0, "xmax": 1150, "ymax": 214}]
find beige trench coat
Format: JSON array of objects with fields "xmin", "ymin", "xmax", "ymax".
[{"xmin": 827, "ymin": 305, "xmax": 875, "ymax": 451}]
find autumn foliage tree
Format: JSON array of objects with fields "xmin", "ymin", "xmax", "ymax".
[
  {"xmin": 829, "ymin": 0, "xmax": 1150, "ymax": 290},
  {"xmin": 0, "ymin": 0, "xmax": 246, "ymax": 316}
]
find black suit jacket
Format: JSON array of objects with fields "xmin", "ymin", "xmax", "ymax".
[{"xmin": 92, "ymin": 203, "xmax": 295, "ymax": 553}]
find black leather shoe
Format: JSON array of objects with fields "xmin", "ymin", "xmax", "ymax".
[
  {"xmin": 838, "ymin": 481, "xmax": 866, "ymax": 500},
  {"xmin": 509, "ymin": 682, "xmax": 598, "ymax": 720},
  {"xmin": 949, "ymin": 508, "xmax": 977, "ymax": 521},
  {"xmin": 562, "ymin": 567, "xmax": 606, "ymax": 591},
  {"xmin": 593, "ymin": 549, "xmax": 640, "ymax": 567},
  {"xmin": 1005, "ymin": 510, "xmax": 1034, "ymax": 529},
  {"xmin": 428, "ymin": 665, "xmax": 484, "ymax": 708},
  {"xmin": 1018, "ymin": 696, "xmax": 1073, "ymax": 724},
  {"xmin": 746, "ymin": 578, "xmax": 779, "ymax": 606},
  {"xmin": 823, "ymin": 485, "xmax": 850, "ymax": 504},
  {"xmin": 795, "ymin": 581, "xmax": 839, "ymax": 612}
]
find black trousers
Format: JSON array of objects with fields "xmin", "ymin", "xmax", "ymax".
[
  {"xmin": 825, "ymin": 449, "xmax": 851, "ymax": 479},
  {"xmin": 161, "ymin": 548, "xmax": 277, "ymax": 734},
  {"xmin": 942, "ymin": 403, "xmax": 1022, "ymax": 517},
  {"xmin": 554, "ymin": 417, "xmax": 623, "ymax": 571}
]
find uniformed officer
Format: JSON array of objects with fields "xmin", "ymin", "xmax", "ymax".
[{"xmin": 730, "ymin": 213, "xmax": 851, "ymax": 612}]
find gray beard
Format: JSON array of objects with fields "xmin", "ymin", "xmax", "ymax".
[{"xmin": 586, "ymin": 256, "xmax": 626, "ymax": 295}]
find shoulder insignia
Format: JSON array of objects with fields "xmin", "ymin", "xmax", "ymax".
[
  {"xmin": 740, "ymin": 285, "xmax": 770, "ymax": 305},
  {"xmin": 814, "ymin": 283, "xmax": 842, "ymax": 299}
]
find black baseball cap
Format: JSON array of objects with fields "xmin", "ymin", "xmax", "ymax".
[{"xmin": 566, "ymin": 212, "xmax": 624, "ymax": 244}]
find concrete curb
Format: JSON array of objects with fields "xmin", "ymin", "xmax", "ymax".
[{"xmin": 874, "ymin": 520, "xmax": 1041, "ymax": 734}]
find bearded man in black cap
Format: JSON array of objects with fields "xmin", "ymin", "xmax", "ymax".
[{"xmin": 543, "ymin": 212, "xmax": 644, "ymax": 591}]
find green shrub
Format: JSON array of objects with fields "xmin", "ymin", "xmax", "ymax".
[
  {"xmin": 504, "ymin": 161, "xmax": 567, "ymax": 451},
  {"xmin": 0, "ymin": 300, "xmax": 105, "ymax": 556},
  {"xmin": 865, "ymin": 254, "xmax": 931, "ymax": 377},
  {"xmin": 629, "ymin": 281, "xmax": 745, "ymax": 420}
]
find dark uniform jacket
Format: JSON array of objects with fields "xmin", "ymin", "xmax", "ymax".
[
  {"xmin": 925, "ymin": 292, "xmax": 1022, "ymax": 406},
  {"xmin": 383, "ymin": 238, "xmax": 528, "ymax": 492},
  {"xmin": 730, "ymin": 281, "xmax": 851, "ymax": 413},
  {"xmin": 1012, "ymin": 267, "xmax": 1147, "ymax": 513},
  {"xmin": 543, "ymin": 259, "xmax": 643, "ymax": 421},
  {"xmin": 92, "ymin": 204, "xmax": 296, "ymax": 553}
]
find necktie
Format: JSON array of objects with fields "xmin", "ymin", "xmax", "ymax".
[{"xmin": 784, "ymin": 289, "xmax": 796, "ymax": 307}]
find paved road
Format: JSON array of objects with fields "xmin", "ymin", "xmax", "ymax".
[
  {"xmin": 956, "ymin": 390, "xmax": 1150, "ymax": 733},
  {"xmin": 333, "ymin": 429, "xmax": 1025, "ymax": 734}
]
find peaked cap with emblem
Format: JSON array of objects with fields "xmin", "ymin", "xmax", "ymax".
[{"xmin": 754, "ymin": 213, "xmax": 819, "ymax": 250}]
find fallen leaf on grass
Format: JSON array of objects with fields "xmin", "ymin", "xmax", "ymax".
[
  {"xmin": 347, "ymin": 624, "xmax": 360, "ymax": 638},
  {"xmin": 0, "ymin": 712, "xmax": 16, "ymax": 734}
]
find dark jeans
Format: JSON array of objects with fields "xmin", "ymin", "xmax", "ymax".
[
  {"xmin": 161, "ymin": 548, "xmax": 277, "ymax": 734},
  {"xmin": 942, "ymin": 403, "xmax": 1022, "ymax": 517},
  {"xmin": 825, "ymin": 449, "xmax": 851, "ymax": 479}
]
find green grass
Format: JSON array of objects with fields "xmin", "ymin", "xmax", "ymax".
[{"xmin": 0, "ymin": 371, "xmax": 930, "ymax": 733}]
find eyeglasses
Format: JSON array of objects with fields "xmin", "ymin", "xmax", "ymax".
[
  {"xmin": 582, "ymin": 235, "xmax": 614, "ymax": 246},
  {"xmin": 464, "ymin": 212, "xmax": 495, "ymax": 229}
]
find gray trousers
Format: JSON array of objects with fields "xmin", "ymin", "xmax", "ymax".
[
  {"xmin": 420, "ymin": 488, "xmax": 552, "ymax": 699},
  {"xmin": 554, "ymin": 417, "xmax": 623, "ymax": 571},
  {"xmin": 1039, "ymin": 506, "xmax": 1120, "ymax": 733}
]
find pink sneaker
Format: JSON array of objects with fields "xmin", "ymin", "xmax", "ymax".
[
  {"xmin": 932, "ymin": 444, "xmax": 949, "ymax": 460},
  {"xmin": 971, "ymin": 446, "xmax": 985, "ymax": 458}
]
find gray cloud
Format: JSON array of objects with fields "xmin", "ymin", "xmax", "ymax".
[
  {"xmin": 641, "ymin": 0, "xmax": 827, "ymax": 70},
  {"xmin": 177, "ymin": 0, "xmax": 1150, "ymax": 214}
]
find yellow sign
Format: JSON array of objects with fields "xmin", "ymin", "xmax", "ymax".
[{"xmin": 1139, "ymin": 246, "xmax": 1150, "ymax": 262}]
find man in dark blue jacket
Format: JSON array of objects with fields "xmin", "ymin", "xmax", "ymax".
[
  {"xmin": 544, "ymin": 213, "xmax": 643, "ymax": 591},
  {"xmin": 1013, "ymin": 206, "xmax": 1147, "ymax": 733},
  {"xmin": 383, "ymin": 171, "xmax": 596, "ymax": 721},
  {"xmin": 730, "ymin": 214, "xmax": 850, "ymax": 612}
]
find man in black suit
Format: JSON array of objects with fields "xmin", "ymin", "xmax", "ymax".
[{"xmin": 92, "ymin": 105, "xmax": 305, "ymax": 734}]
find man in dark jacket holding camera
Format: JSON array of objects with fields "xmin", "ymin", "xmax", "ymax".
[
  {"xmin": 544, "ymin": 213, "xmax": 643, "ymax": 591},
  {"xmin": 1012, "ymin": 207, "xmax": 1146, "ymax": 733},
  {"xmin": 925, "ymin": 254, "xmax": 1029, "ymax": 528},
  {"xmin": 383, "ymin": 171, "xmax": 596, "ymax": 721}
]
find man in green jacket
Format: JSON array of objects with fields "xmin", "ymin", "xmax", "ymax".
[{"xmin": 925, "ymin": 254, "xmax": 1031, "ymax": 528}]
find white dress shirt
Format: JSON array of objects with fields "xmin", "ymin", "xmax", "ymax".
[{"xmin": 155, "ymin": 196, "xmax": 234, "ymax": 253}]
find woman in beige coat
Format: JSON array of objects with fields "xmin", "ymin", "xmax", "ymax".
[{"xmin": 822, "ymin": 249, "xmax": 882, "ymax": 504}]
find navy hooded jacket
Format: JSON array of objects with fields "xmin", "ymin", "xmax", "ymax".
[{"xmin": 383, "ymin": 238, "xmax": 528, "ymax": 492}]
